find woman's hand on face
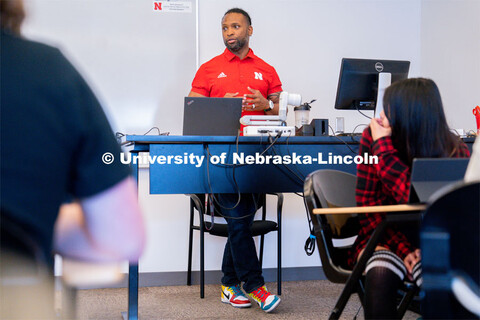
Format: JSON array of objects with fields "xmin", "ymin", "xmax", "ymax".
[
  {"xmin": 370, "ymin": 110, "xmax": 392, "ymax": 141},
  {"xmin": 403, "ymin": 249, "xmax": 421, "ymax": 274}
]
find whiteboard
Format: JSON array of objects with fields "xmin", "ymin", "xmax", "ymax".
[{"xmin": 22, "ymin": 0, "xmax": 197, "ymax": 135}]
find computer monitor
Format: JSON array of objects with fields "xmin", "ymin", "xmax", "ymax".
[{"xmin": 334, "ymin": 58, "xmax": 410, "ymax": 114}]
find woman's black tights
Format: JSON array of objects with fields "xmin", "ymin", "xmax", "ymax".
[{"xmin": 364, "ymin": 250, "xmax": 407, "ymax": 319}]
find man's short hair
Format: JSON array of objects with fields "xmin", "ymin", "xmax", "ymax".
[{"xmin": 224, "ymin": 8, "xmax": 251, "ymax": 26}]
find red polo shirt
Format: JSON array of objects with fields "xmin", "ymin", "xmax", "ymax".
[{"xmin": 191, "ymin": 48, "xmax": 283, "ymax": 121}]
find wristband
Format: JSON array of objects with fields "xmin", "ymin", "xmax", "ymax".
[{"xmin": 264, "ymin": 100, "xmax": 274, "ymax": 112}]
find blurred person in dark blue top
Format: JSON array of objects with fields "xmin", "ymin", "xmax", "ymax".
[{"xmin": 1, "ymin": 0, "xmax": 145, "ymax": 317}]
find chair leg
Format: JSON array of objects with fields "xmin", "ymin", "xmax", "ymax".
[
  {"xmin": 61, "ymin": 282, "xmax": 77, "ymax": 320},
  {"xmin": 276, "ymin": 193, "xmax": 283, "ymax": 295},
  {"xmin": 277, "ymin": 220, "xmax": 281, "ymax": 295},
  {"xmin": 397, "ymin": 284, "xmax": 419, "ymax": 318},
  {"xmin": 187, "ymin": 199, "xmax": 194, "ymax": 286},
  {"xmin": 200, "ymin": 221, "xmax": 205, "ymax": 299},
  {"xmin": 329, "ymin": 281, "xmax": 357, "ymax": 320},
  {"xmin": 329, "ymin": 220, "xmax": 389, "ymax": 319},
  {"xmin": 259, "ymin": 195, "xmax": 267, "ymax": 268},
  {"xmin": 259, "ymin": 234, "xmax": 265, "ymax": 269},
  {"xmin": 189, "ymin": 194, "xmax": 206, "ymax": 298}
]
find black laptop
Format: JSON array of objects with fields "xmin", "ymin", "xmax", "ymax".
[
  {"xmin": 183, "ymin": 97, "xmax": 243, "ymax": 136},
  {"xmin": 409, "ymin": 158, "xmax": 469, "ymax": 203}
]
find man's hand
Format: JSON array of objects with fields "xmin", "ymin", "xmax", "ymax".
[
  {"xmin": 224, "ymin": 92, "xmax": 239, "ymax": 98},
  {"xmin": 370, "ymin": 110, "xmax": 392, "ymax": 141},
  {"xmin": 404, "ymin": 249, "xmax": 421, "ymax": 274},
  {"xmin": 242, "ymin": 87, "xmax": 268, "ymax": 111}
]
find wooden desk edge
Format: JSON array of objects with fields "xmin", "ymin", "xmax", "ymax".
[{"xmin": 312, "ymin": 204, "xmax": 427, "ymax": 215}]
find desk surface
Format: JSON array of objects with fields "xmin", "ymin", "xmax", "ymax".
[
  {"xmin": 126, "ymin": 134, "xmax": 362, "ymax": 145},
  {"xmin": 126, "ymin": 134, "xmax": 475, "ymax": 144},
  {"xmin": 313, "ymin": 204, "xmax": 426, "ymax": 215}
]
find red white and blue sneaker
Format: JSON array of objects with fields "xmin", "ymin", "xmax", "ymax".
[
  {"xmin": 221, "ymin": 284, "xmax": 251, "ymax": 308},
  {"xmin": 248, "ymin": 285, "xmax": 281, "ymax": 313}
]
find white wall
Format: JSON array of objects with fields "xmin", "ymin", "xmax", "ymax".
[
  {"xmin": 19, "ymin": 0, "xmax": 478, "ymax": 275},
  {"xmin": 420, "ymin": 0, "xmax": 480, "ymax": 132},
  {"xmin": 22, "ymin": 0, "xmax": 197, "ymax": 135}
]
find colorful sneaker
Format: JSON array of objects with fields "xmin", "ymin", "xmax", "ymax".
[
  {"xmin": 221, "ymin": 284, "xmax": 251, "ymax": 308},
  {"xmin": 248, "ymin": 285, "xmax": 281, "ymax": 313}
]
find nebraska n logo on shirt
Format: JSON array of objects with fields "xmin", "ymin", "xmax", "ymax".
[
  {"xmin": 217, "ymin": 72, "xmax": 227, "ymax": 78},
  {"xmin": 254, "ymin": 72, "xmax": 263, "ymax": 80}
]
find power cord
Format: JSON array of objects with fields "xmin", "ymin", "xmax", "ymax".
[
  {"xmin": 116, "ymin": 127, "xmax": 169, "ymax": 146},
  {"xmin": 205, "ymin": 131, "xmax": 282, "ymax": 168},
  {"xmin": 269, "ymin": 142, "xmax": 305, "ymax": 185},
  {"xmin": 466, "ymin": 130, "xmax": 477, "ymax": 137},
  {"xmin": 204, "ymin": 131, "xmax": 284, "ymax": 220},
  {"xmin": 356, "ymin": 104, "xmax": 373, "ymax": 119},
  {"xmin": 301, "ymin": 192, "xmax": 316, "ymax": 256},
  {"xmin": 328, "ymin": 125, "xmax": 359, "ymax": 155},
  {"xmin": 205, "ymin": 133, "xmax": 242, "ymax": 211},
  {"xmin": 353, "ymin": 305, "xmax": 362, "ymax": 320},
  {"xmin": 285, "ymin": 134, "xmax": 307, "ymax": 181},
  {"xmin": 352, "ymin": 124, "xmax": 368, "ymax": 135},
  {"xmin": 204, "ymin": 132, "xmax": 260, "ymax": 220}
]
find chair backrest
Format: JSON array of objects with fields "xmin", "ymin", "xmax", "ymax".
[
  {"xmin": 304, "ymin": 169, "xmax": 359, "ymax": 283},
  {"xmin": 189, "ymin": 194, "xmax": 266, "ymax": 219},
  {"xmin": 421, "ymin": 181, "xmax": 480, "ymax": 319}
]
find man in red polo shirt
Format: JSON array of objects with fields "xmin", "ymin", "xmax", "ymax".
[{"xmin": 188, "ymin": 8, "xmax": 282, "ymax": 313}]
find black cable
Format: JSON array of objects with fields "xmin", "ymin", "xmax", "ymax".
[
  {"xmin": 116, "ymin": 132, "xmax": 132, "ymax": 146},
  {"xmin": 206, "ymin": 130, "xmax": 301, "ymax": 220},
  {"xmin": 116, "ymin": 127, "xmax": 169, "ymax": 147},
  {"xmin": 207, "ymin": 194, "xmax": 260, "ymax": 221},
  {"xmin": 328, "ymin": 125, "xmax": 358, "ymax": 155},
  {"xmin": 204, "ymin": 129, "xmax": 287, "ymax": 219},
  {"xmin": 285, "ymin": 134, "xmax": 306, "ymax": 181},
  {"xmin": 356, "ymin": 104, "xmax": 373, "ymax": 119},
  {"xmin": 269, "ymin": 144, "xmax": 305, "ymax": 184},
  {"xmin": 205, "ymin": 135, "xmax": 242, "ymax": 211},
  {"xmin": 205, "ymin": 130, "xmax": 282, "ymax": 168},
  {"xmin": 352, "ymin": 124, "xmax": 368, "ymax": 135},
  {"xmin": 302, "ymin": 192, "xmax": 316, "ymax": 256},
  {"xmin": 353, "ymin": 305, "xmax": 362, "ymax": 320},
  {"xmin": 268, "ymin": 134, "xmax": 305, "ymax": 185},
  {"xmin": 304, "ymin": 234, "xmax": 316, "ymax": 256},
  {"xmin": 143, "ymin": 126, "xmax": 169, "ymax": 135},
  {"xmin": 466, "ymin": 130, "xmax": 477, "ymax": 137},
  {"xmin": 205, "ymin": 131, "xmax": 302, "ymax": 193},
  {"xmin": 204, "ymin": 132, "xmax": 260, "ymax": 220}
]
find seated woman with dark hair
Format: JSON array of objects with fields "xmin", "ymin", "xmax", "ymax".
[{"xmin": 349, "ymin": 78, "xmax": 470, "ymax": 319}]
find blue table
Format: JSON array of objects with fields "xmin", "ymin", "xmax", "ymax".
[{"xmin": 124, "ymin": 134, "xmax": 363, "ymax": 319}]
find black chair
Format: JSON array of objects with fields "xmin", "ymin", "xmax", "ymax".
[
  {"xmin": 304, "ymin": 169, "xmax": 420, "ymax": 320},
  {"xmin": 421, "ymin": 181, "xmax": 480, "ymax": 319},
  {"xmin": 187, "ymin": 193, "xmax": 283, "ymax": 298}
]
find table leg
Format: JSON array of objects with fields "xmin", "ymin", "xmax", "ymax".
[{"xmin": 128, "ymin": 263, "xmax": 139, "ymax": 320}]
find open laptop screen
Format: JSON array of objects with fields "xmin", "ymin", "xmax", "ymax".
[
  {"xmin": 183, "ymin": 97, "xmax": 242, "ymax": 136},
  {"xmin": 409, "ymin": 158, "xmax": 469, "ymax": 203}
]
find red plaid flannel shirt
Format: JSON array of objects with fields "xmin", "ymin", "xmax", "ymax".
[{"xmin": 347, "ymin": 127, "xmax": 470, "ymax": 268}]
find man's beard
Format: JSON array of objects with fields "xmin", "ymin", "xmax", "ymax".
[{"xmin": 224, "ymin": 36, "xmax": 247, "ymax": 53}]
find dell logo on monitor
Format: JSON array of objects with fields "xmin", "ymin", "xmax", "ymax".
[{"xmin": 375, "ymin": 62, "xmax": 384, "ymax": 72}]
